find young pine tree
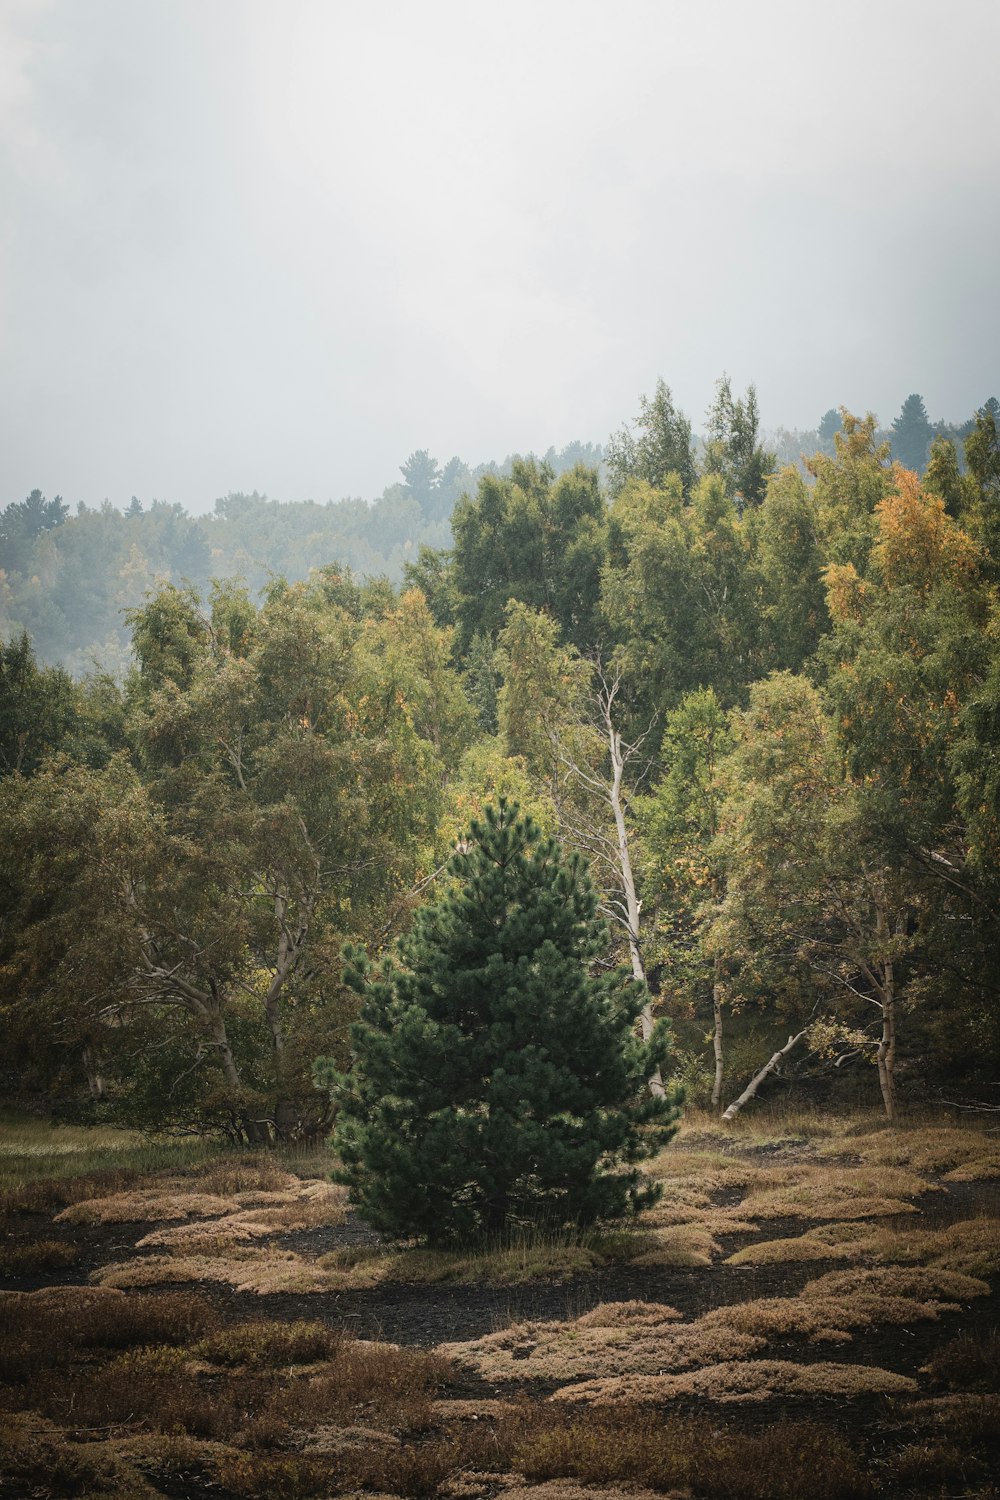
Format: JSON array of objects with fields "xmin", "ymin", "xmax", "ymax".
[{"xmin": 320, "ymin": 800, "xmax": 680, "ymax": 1243}]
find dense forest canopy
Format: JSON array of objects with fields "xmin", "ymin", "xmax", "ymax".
[
  {"xmin": 1, "ymin": 380, "xmax": 998, "ymax": 1139},
  {"xmin": 1, "ymin": 394, "xmax": 990, "ymax": 678}
]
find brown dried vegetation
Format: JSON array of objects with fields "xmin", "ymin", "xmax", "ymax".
[
  {"xmin": 443, "ymin": 1266, "xmax": 988, "ymax": 1382},
  {"xmin": 2, "ymin": 1115, "xmax": 999, "ymax": 1497}
]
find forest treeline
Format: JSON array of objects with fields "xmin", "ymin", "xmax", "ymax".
[
  {"xmin": 0, "ymin": 442, "xmax": 602, "ymax": 677},
  {"xmin": 0, "ymin": 390, "xmax": 981, "ymax": 677},
  {"xmin": 1, "ymin": 380, "xmax": 998, "ymax": 1139}
]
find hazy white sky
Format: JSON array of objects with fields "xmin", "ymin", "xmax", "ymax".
[{"xmin": 2, "ymin": 0, "xmax": 998, "ymax": 512}]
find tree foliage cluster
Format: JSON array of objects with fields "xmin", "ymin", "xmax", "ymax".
[{"xmin": 2, "ymin": 383, "xmax": 998, "ymax": 1154}]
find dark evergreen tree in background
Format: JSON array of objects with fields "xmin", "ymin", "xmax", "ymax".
[
  {"xmin": 890, "ymin": 393, "xmax": 934, "ymax": 473},
  {"xmin": 321, "ymin": 801, "xmax": 680, "ymax": 1244},
  {"xmin": 817, "ymin": 408, "xmax": 843, "ymax": 453},
  {"xmin": 0, "ymin": 489, "xmax": 68, "ymax": 574}
]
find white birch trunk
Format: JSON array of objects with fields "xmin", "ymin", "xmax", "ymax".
[
  {"xmin": 874, "ymin": 899, "xmax": 898, "ymax": 1122},
  {"xmin": 711, "ymin": 957, "xmax": 725, "ymax": 1112},
  {"xmin": 602, "ymin": 688, "xmax": 666, "ymax": 1099},
  {"xmin": 721, "ymin": 1030, "xmax": 808, "ymax": 1123}
]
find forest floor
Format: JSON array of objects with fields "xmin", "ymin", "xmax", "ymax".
[{"xmin": 1, "ymin": 1105, "xmax": 998, "ymax": 1499}]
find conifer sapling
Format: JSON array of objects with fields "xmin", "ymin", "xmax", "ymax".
[{"xmin": 316, "ymin": 799, "xmax": 681, "ymax": 1243}]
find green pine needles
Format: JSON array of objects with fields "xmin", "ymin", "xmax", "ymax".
[{"xmin": 318, "ymin": 800, "xmax": 681, "ymax": 1244}]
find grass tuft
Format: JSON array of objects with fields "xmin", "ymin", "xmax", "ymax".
[{"xmin": 0, "ymin": 1237, "xmax": 81, "ymax": 1276}]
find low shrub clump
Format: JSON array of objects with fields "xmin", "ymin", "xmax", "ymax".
[
  {"xmin": 194, "ymin": 1319, "xmax": 344, "ymax": 1369},
  {"xmin": 926, "ymin": 1328, "xmax": 1000, "ymax": 1392},
  {"xmin": 727, "ymin": 1214, "xmax": 1000, "ymax": 1277},
  {"xmin": 0, "ymin": 1286, "xmax": 220, "ymax": 1381},
  {"xmin": 443, "ymin": 1265, "xmax": 989, "ymax": 1383},
  {"xmin": 509, "ymin": 1408, "xmax": 874, "ymax": 1500},
  {"xmin": 0, "ymin": 1238, "xmax": 80, "ymax": 1276}
]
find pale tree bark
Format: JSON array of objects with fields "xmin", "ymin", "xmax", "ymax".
[
  {"xmin": 711, "ymin": 955, "xmax": 725, "ymax": 1111},
  {"xmin": 721, "ymin": 1029, "xmax": 808, "ymax": 1122},
  {"xmin": 873, "ymin": 898, "xmax": 898, "ymax": 1122},
  {"xmin": 82, "ymin": 1045, "xmax": 106, "ymax": 1102},
  {"xmin": 557, "ymin": 667, "xmax": 665, "ymax": 1098}
]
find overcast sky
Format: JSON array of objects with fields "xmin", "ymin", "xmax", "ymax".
[{"xmin": 2, "ymin": 0, "xmax": 998, "ymax": 513}]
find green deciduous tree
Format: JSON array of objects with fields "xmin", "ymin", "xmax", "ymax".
[
  {"xmin": 805, "ymin": 412, "xmax": 894, "ymax": 578},
  {"xmin": 0, "ymin": 577, "xmax": 466, "ymax": 1136},
  {"xmin": 0, "ymin": 633, "xmax": 77, "ymax": 775},
  {"xmin": 601, "ymin": 475, "xmax": 759, "ymax": 718},
  {"xmin": 635, "ymin": 688, "xmax": 733, "ymax": 1109},
  {"xmin": 450, "ymin": 460, "xmax": 607, "ymax": 653},
  {"xmin": 750, "ymin": 467, "xmax": 830, "ymax": 674},
  {"xmin": 963, "ymin": 399, "xmax": 1000, "ymax": 579},
  {"xmin": 710, "ymin": 673, "xmax": 911, "ymax": 1119},
  {"xmin": 321, "ymin": 801, "xmax": 680, "ymax": 1243},
  {"xmin": 703, "ymin": 375, "xmax": 775, "ymax": 510},
  {"xmin": 606, "ymin": 379, "xmax": 696, "ymax": 499}
]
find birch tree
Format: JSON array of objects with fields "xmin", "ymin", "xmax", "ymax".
[
  {"xmin": 0, "ymin": 579, "xmax": 465, "ymax": 1136},
  {"xmin": 710, "ymin": 672, "xmax": 911, "ymax": 1119}
]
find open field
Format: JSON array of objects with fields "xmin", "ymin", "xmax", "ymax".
[{"xmin": 1, "ymin": 1107, "xmax": 998, "ymax": 1498}]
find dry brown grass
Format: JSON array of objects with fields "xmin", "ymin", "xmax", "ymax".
[
  {"xmin": 494, "ymin": 1482, "xmax": 671, "ymax": 1500},
  {"xmin": 137, "ymin": 1191, "xmax": 347, "ymax": 1249},
  {"xmin": 93, "ymin": 1245, "xmax": 349, "ymax": 1294},
  {"xmin": 183, "ymin": 1157, "xmax": 296, "ymax": 1195},
  {"xmin": 900, "ymin": 1393, "xmax": 1000, "ymax": 1441},
  {"xmin": 925, "ymin": 1328, "xmax": 1000, "ymax": 1392},
  {"xmin": 644, "ymin": 1146, "xmax": 766, "ymax": 1192},
  {"xmin": 0, "ymin": 1411, "xmax": 162, "ymax": 1500},
  {"xmin": 442, "ymin": 1303, "xmax": 762, "ymax": 1383},
  {"xmin": 638, "ymin": 1199, "xmax": 760, "ymax": 1237},
  {"xmin": 738, "ymin": 1163, "xmax": 934, "ymax": 1219},
  {"xmin": 57, "ymin": 1185, "xmax": 246, "ymax": 1225},
  {"xmin": 802, "ymin": 1263, "xmax": 989, "ymax": 1306},
  {"xmin": 556, "ymin": 1358, "xmax": 919, "ymax": 1404},
  {"xmin": 700, "ymin": 1265, "xmax": 986, "ymax": 1347},
  {"xmin": 575, "ymin": 1300, "xmax": 684, "ymax": 1327},
  {"xmin": 442, "ymin": 1262, "xmax": 989, "ymax": 1384},
  {"xmin": 54, "ymin": 1171, "xmax": 346, "ymax": 1228},
  {"xmin": 377, "ymin": 1224, "xmax": 727, "ymax": 1282},
  {"xmin": 0, "ymin": 1285, "xmax": 220, "ymax": 1385},
  {"xmin": 817, "ymin": 1122, "xmax": 1000, "ymax": 1179},
  {"xmin": 192, "ymin": 1319, "xmax": 344, "ymax": 1369},
  {"xmin": 20, "ymin": 1360, "xmax": 255, "ymax": 1441},
  {"xmin": 727, "ymin": 1213, "xmax": 1000, "ymax": 1277},
  {"xmin": 506, "ymin": 1407, "xmax": 874, "ymax": 1500}
]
